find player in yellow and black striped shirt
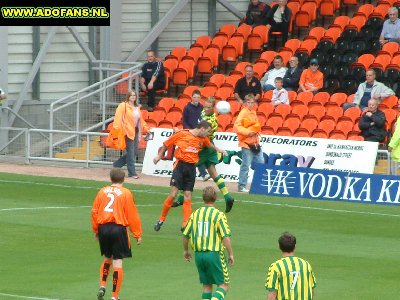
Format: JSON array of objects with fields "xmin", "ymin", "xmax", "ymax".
[
  {"xmin": 183, "ymin": 186, "xmax": 234, "ymax": 300},
  {"xmin": 265, "ymin": 232, "xmax": 316, "ymax": 300}
]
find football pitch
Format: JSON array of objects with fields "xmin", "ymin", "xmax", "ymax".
[{"xmin": 1, "ymin": 172, "xmax": 400, "ymax": 300}]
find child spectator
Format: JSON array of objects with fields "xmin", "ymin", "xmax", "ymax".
[{"xmin": 271, "ymin": 77, "xmax": 289, "ymax": 106}]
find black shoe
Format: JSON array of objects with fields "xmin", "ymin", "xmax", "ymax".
[
  {"xmin": 225, "ymin": 197, "xmax": 234, "ymax": 213},
  {"xmin": 180, "ymin": 226, "xmax": 185, "ymax": 232},
  {"xmin": 171, "ymin": 201, "xmax": 183, "ymax": 208},
  {"xmin": 97, "ymin": 287, "xmax": 106, "ymax": 300},
  {"xmin": 154, "ymin": 220, "xmax": 164, "ymax": 231}
]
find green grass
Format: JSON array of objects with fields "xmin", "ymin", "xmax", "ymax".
[{"xmin": 1, "ymin": 172, "xmax": 400, "ymax": 300}]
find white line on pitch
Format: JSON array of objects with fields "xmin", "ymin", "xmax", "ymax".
[
  {"xmin": 1, "ymin": 179, "xmax": 399, "ymax": 218},
  {"xmin": 0, "ymin": 292, "xmax": 71, "ymax": 300}
]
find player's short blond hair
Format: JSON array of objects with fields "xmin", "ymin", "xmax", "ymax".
[{"xmin": 203, "ymin": 186, "xmax": 217, "ymax": 203}]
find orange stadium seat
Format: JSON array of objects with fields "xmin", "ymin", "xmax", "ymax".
[
  {"xmin": 335, "ymin": 120, "xmax": 354, "ymax": 136},
  {"xmin": 355, "ymin": 4, "xmax": 374, "ymax": 19},
  {"xmin": 253, "ymin": 62, "xmax": 268, "ymax": 79},
  {"xmin": 319, "ymin": 0, "xmax": 335, "ymax": 26},
  {"xmin": 192, "ymin": 35, "xmax": 212, "ymax": 50},
  {"xmin": 307, "ymin": 105, "xmax": 326, "ymax": 121},
  {"xmin": 230, "ymin": 61, "xmax": 250, "ymax": 76},
  {"xmin": 233, "ymin": 23, "xmax": 252, "ymax": 41},
  {"xmin": 214, "ymin": 87, "xmax": 234, "ymax": 101},
  {"xmin": 289, "ymin": 104, "xmax": 309, "ymax": 120},
  {"xmin": 272, "ymin": 104, "xmax": 292, "ymax": 119},
  {"xmin": 282, "ymin": 117, "xmax": 301, "ymax": 134},
  {"xmin": 317, "ymin": 119, "xmax": 336, "ymax": 135},
  {"xmin": 201, "ymin": 86, "xmax": 217, "ymax": 98},
  {"xmin": 222, "ymin": 74, "xmax": 241, "ymax": 89},
  {"xmin": 342, "ymin": 106, "xmax": 362, "ymax": 123},
  {"xmin": 205, "ymin": 74, "xmax": 226, "ymax": 88},
  {"xmin": 209, "ymin": 35, "xmax": 229, "ymax": 52},
  {"xmin": 294, "ymin": 128, "xmax": 311, "ymax": 137},
  {"xmin": 305, "ymin": 27, "xmax": 326, "ymax": 42},
  {"xmin": 258, "ymin": 102, "xmax": 275, "ymax": 117},
  {"xmin": 165, "ymin": 111, "xmax": 183, "ymax": 126},
  {"xmin": 257, "ymin": 50, "xmax": 278, "ymax": 64},
  {"xmin": 324, "ymin": 106, "xmax": 343, "ymax": 122},
  {"xmin": 301, "ymin": 118, "xmax": 319, "ymax": 134},
  {"xmin": 156, "ymin": 97, "xmax": 175, "ymax": 113},
  {"xmin": 197, "ymin": 48, "xmax": 219, "ymax": 75},
  {"xmin": 166, "ymin": 46, "xmax": 187, "ymax": 62},
  {"xmin": 216, "ymin": 24, "xmax": 237, "ymax": 39},
  {"xmin": 182, "ymin": 47, "xmax": 203, "ymax": 63}
]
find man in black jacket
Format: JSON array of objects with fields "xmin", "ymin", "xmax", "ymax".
[
  {"xmin": 358, "ymin": 99, "xmax": 387, "ymax": 142},
  {"xmin": 266, "ymin": 0, "xmax": 292, "ymax": 45},
  {"xmin": 244, "ymin": 0, "xmax": 270, "ymax": 26},
  {"xmin": 283, "ymin": 56, "xmax": 302, "ymax": 91},
  {"xmin": 140, "ymin": 51, "xmax": 166, "ymax": 111}
]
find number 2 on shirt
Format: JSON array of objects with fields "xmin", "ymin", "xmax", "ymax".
[{"xmin": 104, "ymin": 193, "xmax": 115, "ymax": 212}]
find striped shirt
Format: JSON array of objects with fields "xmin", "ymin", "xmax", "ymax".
[
  {"xmin": 265, "ymin": 256, "xmax": 316, "ymax": 300},
  {"xmin": 200, "ymin": 111, "xmax": 218, "ymax": 141},
  {"xmin": 182, "ymin": 206, "xmax": 231, "ymax": 252}
]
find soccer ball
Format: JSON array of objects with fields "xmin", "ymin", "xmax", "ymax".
[{"xmin": 216, "ymin": 100, "xmax": 231, "ymax": 114}]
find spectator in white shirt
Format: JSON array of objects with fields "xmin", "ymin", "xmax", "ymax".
[
  {"xmin": 261, "ymin": 55, "xmax": 287, "ymax": 91},
  {"xmin": 379, "ymin": 7, "xmax": 400, "ymax": 45},
  {"xmin": 271, "ymin": 77, "xmax": 289, "ymax": 106}
]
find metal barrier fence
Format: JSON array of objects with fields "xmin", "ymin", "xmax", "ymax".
[
  {"xmin": 48, "ymin": 60, "xmax": 142, "ymax": 158},
  {"xmin": 0, "ymin": 128, "xmax": 146, "ymax": 168}
]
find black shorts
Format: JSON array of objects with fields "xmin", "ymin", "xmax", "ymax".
[
  {"xmin": 170, "ymin": 161, "xmax": 196, "ymax": 191},
  {"xmin": 98, "ymin": 223, "xmax": 132, "ymax": 259}
]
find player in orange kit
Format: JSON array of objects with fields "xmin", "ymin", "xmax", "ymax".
[
  {"xmin": 153, "ymin": 120, "xmax": 227, "ymax": 231},
  {"xmin": 92, "ymin": 168, "xmax": 142, "ymax": 300}
]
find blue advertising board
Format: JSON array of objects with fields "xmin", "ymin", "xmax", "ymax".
[{"xmin": 250, "ymin": 164, "xmax": 400, "ymax": 206}]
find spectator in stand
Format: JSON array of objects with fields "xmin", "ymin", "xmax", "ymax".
[
  {"xmin": 243, "ymin": 0, "xmax": 270, "ymax": 26},
  {"xmin": 298, "ymin": 58, "xmax": 323, "ymax": 94},
  {"xmin": 233, "ymin": 94, "xmax": 264, "ymax": 193},
  {"xmin": 358, "ymin": 99, "xmax": 387, "ymax": 142},
  {"xmin": 343, "ymin": 69, "xmax": 395, "ymax": 111},
  {"xmin": 261, "ymin": 55, "xmax": 287, "ymax": 91},
  {"xmin": 266, "ymin": 0, "xmax": 292, "ymax": 45},
  {"xmin": 140, "ymin": 51, "xmax": 166, "ymax": 111},
  {"xmin": 182, "ymin": 90, "xmax": 210, "ymax": 181},
  {"xmin": 234, "ymin": 65, "xmax": 262, "ymax": 104},
  {"xmin": 379, "ymin": 7, "xmax": 400, "ymax": 45},
  {"xmin": 283, "ymin": 56, "xmax": 303, "ymax": 91},
  {"xmin": 271, "ymin": 77, "xmax": 289, "ymax": 106}
]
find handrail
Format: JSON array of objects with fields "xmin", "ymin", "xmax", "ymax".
[
  {"xmin": 48, "ymin": 62, "xmax": 142, "ymax": 157},
  {"xmin": 0, "ymin": 107, "xmax": 48, "ymax": 140}
]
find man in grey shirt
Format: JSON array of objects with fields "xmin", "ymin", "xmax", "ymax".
[{"xmin": 379, "ymin": 7, "xmax": 400, "ymax": 45}]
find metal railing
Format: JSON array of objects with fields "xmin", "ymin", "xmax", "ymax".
[{"xmin": 48, "ymin": 60, "xmax": 142, "ymax": 158}]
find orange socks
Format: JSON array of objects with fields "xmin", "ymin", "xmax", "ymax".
[
  {"xmin": 182, "ymin": 199, "xmax": 192, "ymax": 227},
  {"xmin": 160, "ymin": 196, "xmax": 174, "ymax": 222},
  {"xmin": 112, "ymin": 267, "xmax": 123, "ymax": 299},
  {"xmin": 99, "ymin": 259, "xmax": 112, "ymax": 287}
]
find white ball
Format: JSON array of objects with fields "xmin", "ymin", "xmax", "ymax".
[{"xmin": 216, "ymin": 100, "xmax": 231, "ymax": 114}]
